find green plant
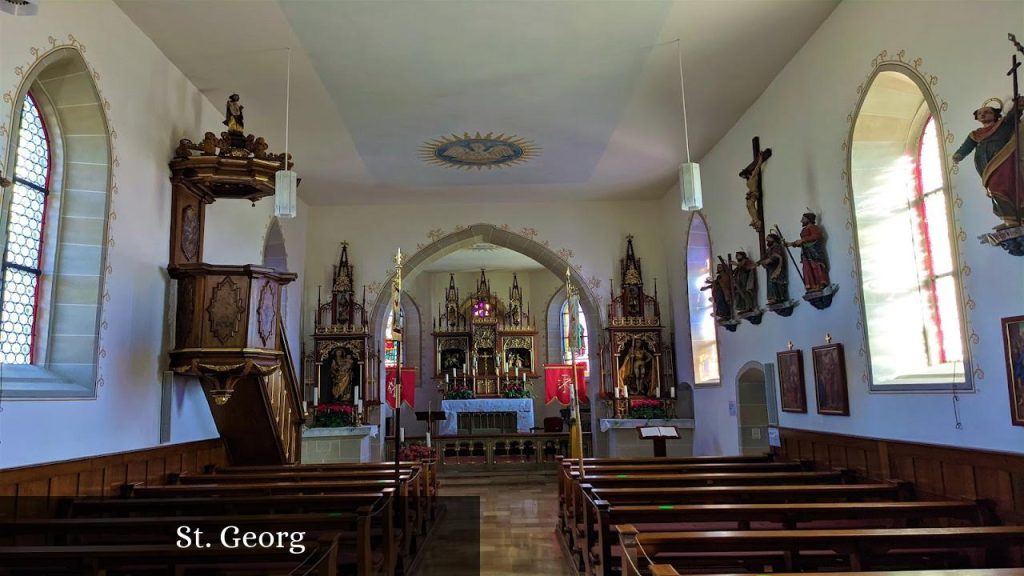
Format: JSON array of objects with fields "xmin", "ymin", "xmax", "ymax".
[
  {"xmin": 628, "ymin": 398, "xmax": 666, "ymax": 419},
  {"xmin": 310, "ymin": 403, "xmax": 355, "ymax": 428},
  {"xmin": 501, "ymin": 383, "xmax": 531, "ymax": 398},
  {"xmin": 444, "ymin": 386, "xmax": 475, "ymax": 400}
]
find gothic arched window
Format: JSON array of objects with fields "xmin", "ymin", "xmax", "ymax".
[
  {"xmin": 1, "ymin": 94, "xmax": 51, "ymax": 364},
  {"xmin": 686, "ymin": 213, "xmax": 719, "ymax": 385},
  {"xmin": 560, "ymin": 299, "xmax": 588, "ymax": 374},
  {"xmin": 849, "ymin": 68, "xmax": 968, "ymax": 389}
]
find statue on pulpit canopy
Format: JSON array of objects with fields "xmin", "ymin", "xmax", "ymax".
[{"xmin": 223, "ymin": 94, "xmax": 244, "ymax": 133}]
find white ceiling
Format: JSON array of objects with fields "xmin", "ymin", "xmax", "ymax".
[
  {"xmin": 419, "ymin": 243, "xmax": 545, "ymax": 273},
  {"xmin": 116, "ymin": 0, "xmax": 838, "ymax": 205}
]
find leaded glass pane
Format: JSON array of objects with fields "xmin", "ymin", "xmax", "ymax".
[
  {"xmin": 14, "ymin": 95, "xmax": 49, "ymax": 188},
  {"xmin": 0, "ymin": 268, "xmax": 37, "ymax": 364},
  {"xmin": 7, "ymin": 182, "xmax": 45, "ymax": 269}
]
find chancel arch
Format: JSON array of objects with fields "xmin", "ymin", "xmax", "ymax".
[
  {"xmin": 1, "ymin": 47, "xmax": 111, "ymax": 398},
  {"xmin": 848, "ymin": 64, "xmax": 970, "ymax": 391}
]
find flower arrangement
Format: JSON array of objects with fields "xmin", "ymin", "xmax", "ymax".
[
  {"xmin": 444, "ymin": 385, "xmax": 475, "ymax": 400},
  {"xmin": 628, "ymin": 398, "xmax": 666, "ymax": 419},
  {"xmin": 501, "ymin": 383, "xmax": 532, "ymax": 399},
  {"xmin": 310, "ymin": 403, "xmax": 355, "ymax": 428},
  {"xmin": 398, "ymin": 441, "xmax": 436, "ymax": 461}
]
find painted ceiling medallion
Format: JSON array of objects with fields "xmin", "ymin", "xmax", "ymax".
[{"xmin": 419, "ymin": 132, "xmax": 538, "ymax": 170}]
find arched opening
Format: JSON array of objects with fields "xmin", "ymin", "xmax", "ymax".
[
  {"xmin": 685, "ymin": 213, "xmax": 719, "ymax": 385},
  {"xmin": 1, "ymin": 47, "xmax": 110, "ymax": 397},
  {"xmin": 848, "ymin": 65, "xmax": 969, "ymax": 390},
  {"xmin": 736, "ymin": 362, "xmax": 768, "ymax": 456},
  {"xmin": 262, "ymin": 218, "xmax": 288, "ymax": 325},
  {"xmin": 369, "ymin": 224, "xmax": 600, "ymax": 441}
]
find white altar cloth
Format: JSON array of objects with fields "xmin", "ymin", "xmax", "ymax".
[{"xmin": 440, "ymin": 399, "xmax": 534, "ymax": 435}]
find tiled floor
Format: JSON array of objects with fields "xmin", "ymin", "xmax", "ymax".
[{"xmin": 415, "ymin": 475, "xmax": 575, "ymax": 576}]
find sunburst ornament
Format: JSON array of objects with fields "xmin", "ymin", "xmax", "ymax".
[{"xmin": 419, "ymin": 132, "xmax": 538, "ymax": 170}]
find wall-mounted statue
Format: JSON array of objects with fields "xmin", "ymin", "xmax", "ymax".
[
  {"xmin": 731, "ymin": 251, "xmax": 762, "ymax": 324},
  {"xmin": 783, "ymin": 212, "xmax": 838, "ymax": 309},
  {"xmin": 963, "ymin": 35, "xmax": 1024, "ymax": 256},
  {"xmin": 759, "ymin": 232, "xmax": 797, "ymax": 316}
]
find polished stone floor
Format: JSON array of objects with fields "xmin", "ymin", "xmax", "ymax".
[{"xmin": 415, "ymin": 475, "xmax": 575, "ymax": 576}]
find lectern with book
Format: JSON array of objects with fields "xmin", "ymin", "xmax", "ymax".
[{"xmin": 637, "ymin": 426, "xmax": 679, "ymax": 457}]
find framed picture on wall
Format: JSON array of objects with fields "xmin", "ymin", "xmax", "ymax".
[
  {"xmin": 776, "ymin": 349, "xmax": 807, "ymax": 413},
  {"xmin": 1002, "ymin": 315, "xmax": 1024, "ymax": 427},
  {"xmin": 812, "ymin": 343, "xmax": 848, "ymax": 416}
]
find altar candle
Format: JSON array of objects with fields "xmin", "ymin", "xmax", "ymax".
[
  {"xmin": 452, "ymin": 367, "xmax": 456, "ymax": 378},
  {"xmin": 624, "ymin": 387, "xmax": 629, "ymax": 398},
  {"xmin": 522, "ymin": 373, "xmax": 526, "ymax": 384},
  {"xmin": 399, "ymin": 428, "xmax": 405, "ymax": 443},
  {"xmin": 354, "ymin": 387, "xmax": 360, "ymax": 404},
  {"xmin": 515, "ymin": 366, "xmax": 520, "ymax": 378},
  {"xmin": 426, "ymin": 432, "xmax": 432, "ymax": 449},
  {"xmin": 313, "ymin": 387, "xmax": 319, "ymax": 406},
  {"xmin": 445, "ymin": 373, "xmax": 449, "ymax": 383},
  {"xmin": 670, "ymin": 387, "xmax": 675, "ymax": 399},
  {"xmin": 614, "ymin": 387, "xmax": 620, "ymax": 399},
  {"xmin": 356, "ymin": 399, "xmax": 363, "ymax": 413}
]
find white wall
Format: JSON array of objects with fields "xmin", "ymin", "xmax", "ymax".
[
  {"xmin": 0, "ymin": 2, "xmax": 308, "ymax": 467},
  {"xmin": 661, "ymin": 0, "xmax": 1024, "ymax": 456}
]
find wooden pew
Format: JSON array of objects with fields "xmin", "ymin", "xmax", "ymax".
[
  {"xmin": 557, "ymin": 454, "xmax": 778, "ymax": 532},
  {"xmin": 207, "ymin": 460, "xmax": 439, "ymax": 510},
  {"xmin": 175, "ymin": 468, "xmax": 432, "ymax": 535},
  {"xmin": 616, "ymin": 525, "xmax": 1024, "ymax": 575},
  {"xmin": 563, "ymin": 469, "xmax": 852, "ymax": 555},
  {"xmin": 647, "ymin": 568, "xmax": 1024, "ymax": 576},
  {"xmin": 583, "ymin": 500, "xmax": 993, "ymax": 576},
  {"xmin": 559, "ymin": 465, "xmax": 846, "ymax": 543},
  {"xmin": 128, "ymin": 480, "xmax": 420, "ymax": 573},
  {"xmin": 0, "ymin": 512, "xmax": 385, "ymax": 576},
  {"xmin": 49, "ymin": 493, "xmax": 395, "ymax": 576},
  {"xmin": 0, "ymin": 539, "xmax": 339, "ymax": 576},
  {"xmin": 587, "ymin": 482, "xmax": 912, "ymax": 505}
]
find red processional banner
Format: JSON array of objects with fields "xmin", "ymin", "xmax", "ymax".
[
  {"xmin": 543, "ymin": 364, "xmax": 587, "ymax": 405},
  {"xmin": 385, "ymin": 367, "xmax": 416, "ymax": 409}
]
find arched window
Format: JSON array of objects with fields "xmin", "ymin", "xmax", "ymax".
[
  {"xmin": 384, "ymin": 309, "xmax": 399, "ymax": 368},
  {"xmin": 849, "ymin": 68, "xmax": 968, "ymax": 389},
  {"xmin": 2, "ymin": 48, "xmax": 111, "ymax": 398},
  {"xmin": 560, "ymin": 299, "xmax": 588, "ymax": 374},
  {"xmin": 686, "ymin": 214, "xmax": 719, "ymax": 385},
  {"xmin": 1, "ymin": 94, "xmax": 51, "ymax": 364}
]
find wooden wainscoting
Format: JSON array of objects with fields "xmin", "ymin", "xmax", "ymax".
[
  {"xmin": 0, "ymin": 439, "xmax": 226, "ymax": 499},
  {"xmin": 778, "ymin": 428, "xmax": 1024, "ymax": 523}
]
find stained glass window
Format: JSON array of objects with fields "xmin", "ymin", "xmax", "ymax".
[
  {"xmin": 384, "ymin": 309, "xmax": 398, "ymax": 367},
  {"xmin": 1, "ymin": 93, "xmax": 50, "ymax": 364},
  {"xmin": 686, "ymin": 214, "xmax": 719, "ymax": 384},
  {"xmin": 560, "ymin": 300, "xmax": 588, "ymax": 375}
]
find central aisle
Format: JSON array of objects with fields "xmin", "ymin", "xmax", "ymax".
[{"xmin": 416, "ymin": 475, "xmax": 575, "ymax": 575}]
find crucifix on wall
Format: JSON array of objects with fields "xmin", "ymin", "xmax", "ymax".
[{"xmin": 739, "ymin": 136, "xmax": 772, "ymax": 258}]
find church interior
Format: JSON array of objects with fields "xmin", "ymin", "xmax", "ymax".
[{"xmin": 2, "ymin": 0, "xmax": 1024, "ymax": 575}]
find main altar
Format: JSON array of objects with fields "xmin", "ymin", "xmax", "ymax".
[{"xmin": 433, "ymin": 271, "xmax": 537, "ymax": 399}]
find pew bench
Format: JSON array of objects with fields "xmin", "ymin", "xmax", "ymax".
[
  {"xmin": 0, "ymin": 511, "xmax": 386, "ymax": 576},
  {"xmin": 0, "ymin": 537, "xmax": 339, "ymax": 576},
  {"xmin": 616, "ymin": 525, "xmax": 1024, "ymax": 575},
  {"xmin": 582, "ymin": 500, "xmax": 993, "ymax": 576}
]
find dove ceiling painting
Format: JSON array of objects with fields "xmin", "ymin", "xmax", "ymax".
[{"xmin": 419, "ymin": 133, "xmax": 539, "ymax": 170}]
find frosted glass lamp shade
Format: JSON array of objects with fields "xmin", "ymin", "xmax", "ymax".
[
  {"xmin": 275, "ymin": 170, "xmax": 298, "ymax": 218},
  {"xmin": 679, "ymin": 162, "xmax": 702, "ymax": 211}
]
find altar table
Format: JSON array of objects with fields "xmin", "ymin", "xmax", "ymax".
[{"xmin": 440, "ymin": 399, "xmax": 534, "ymax": 435}]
